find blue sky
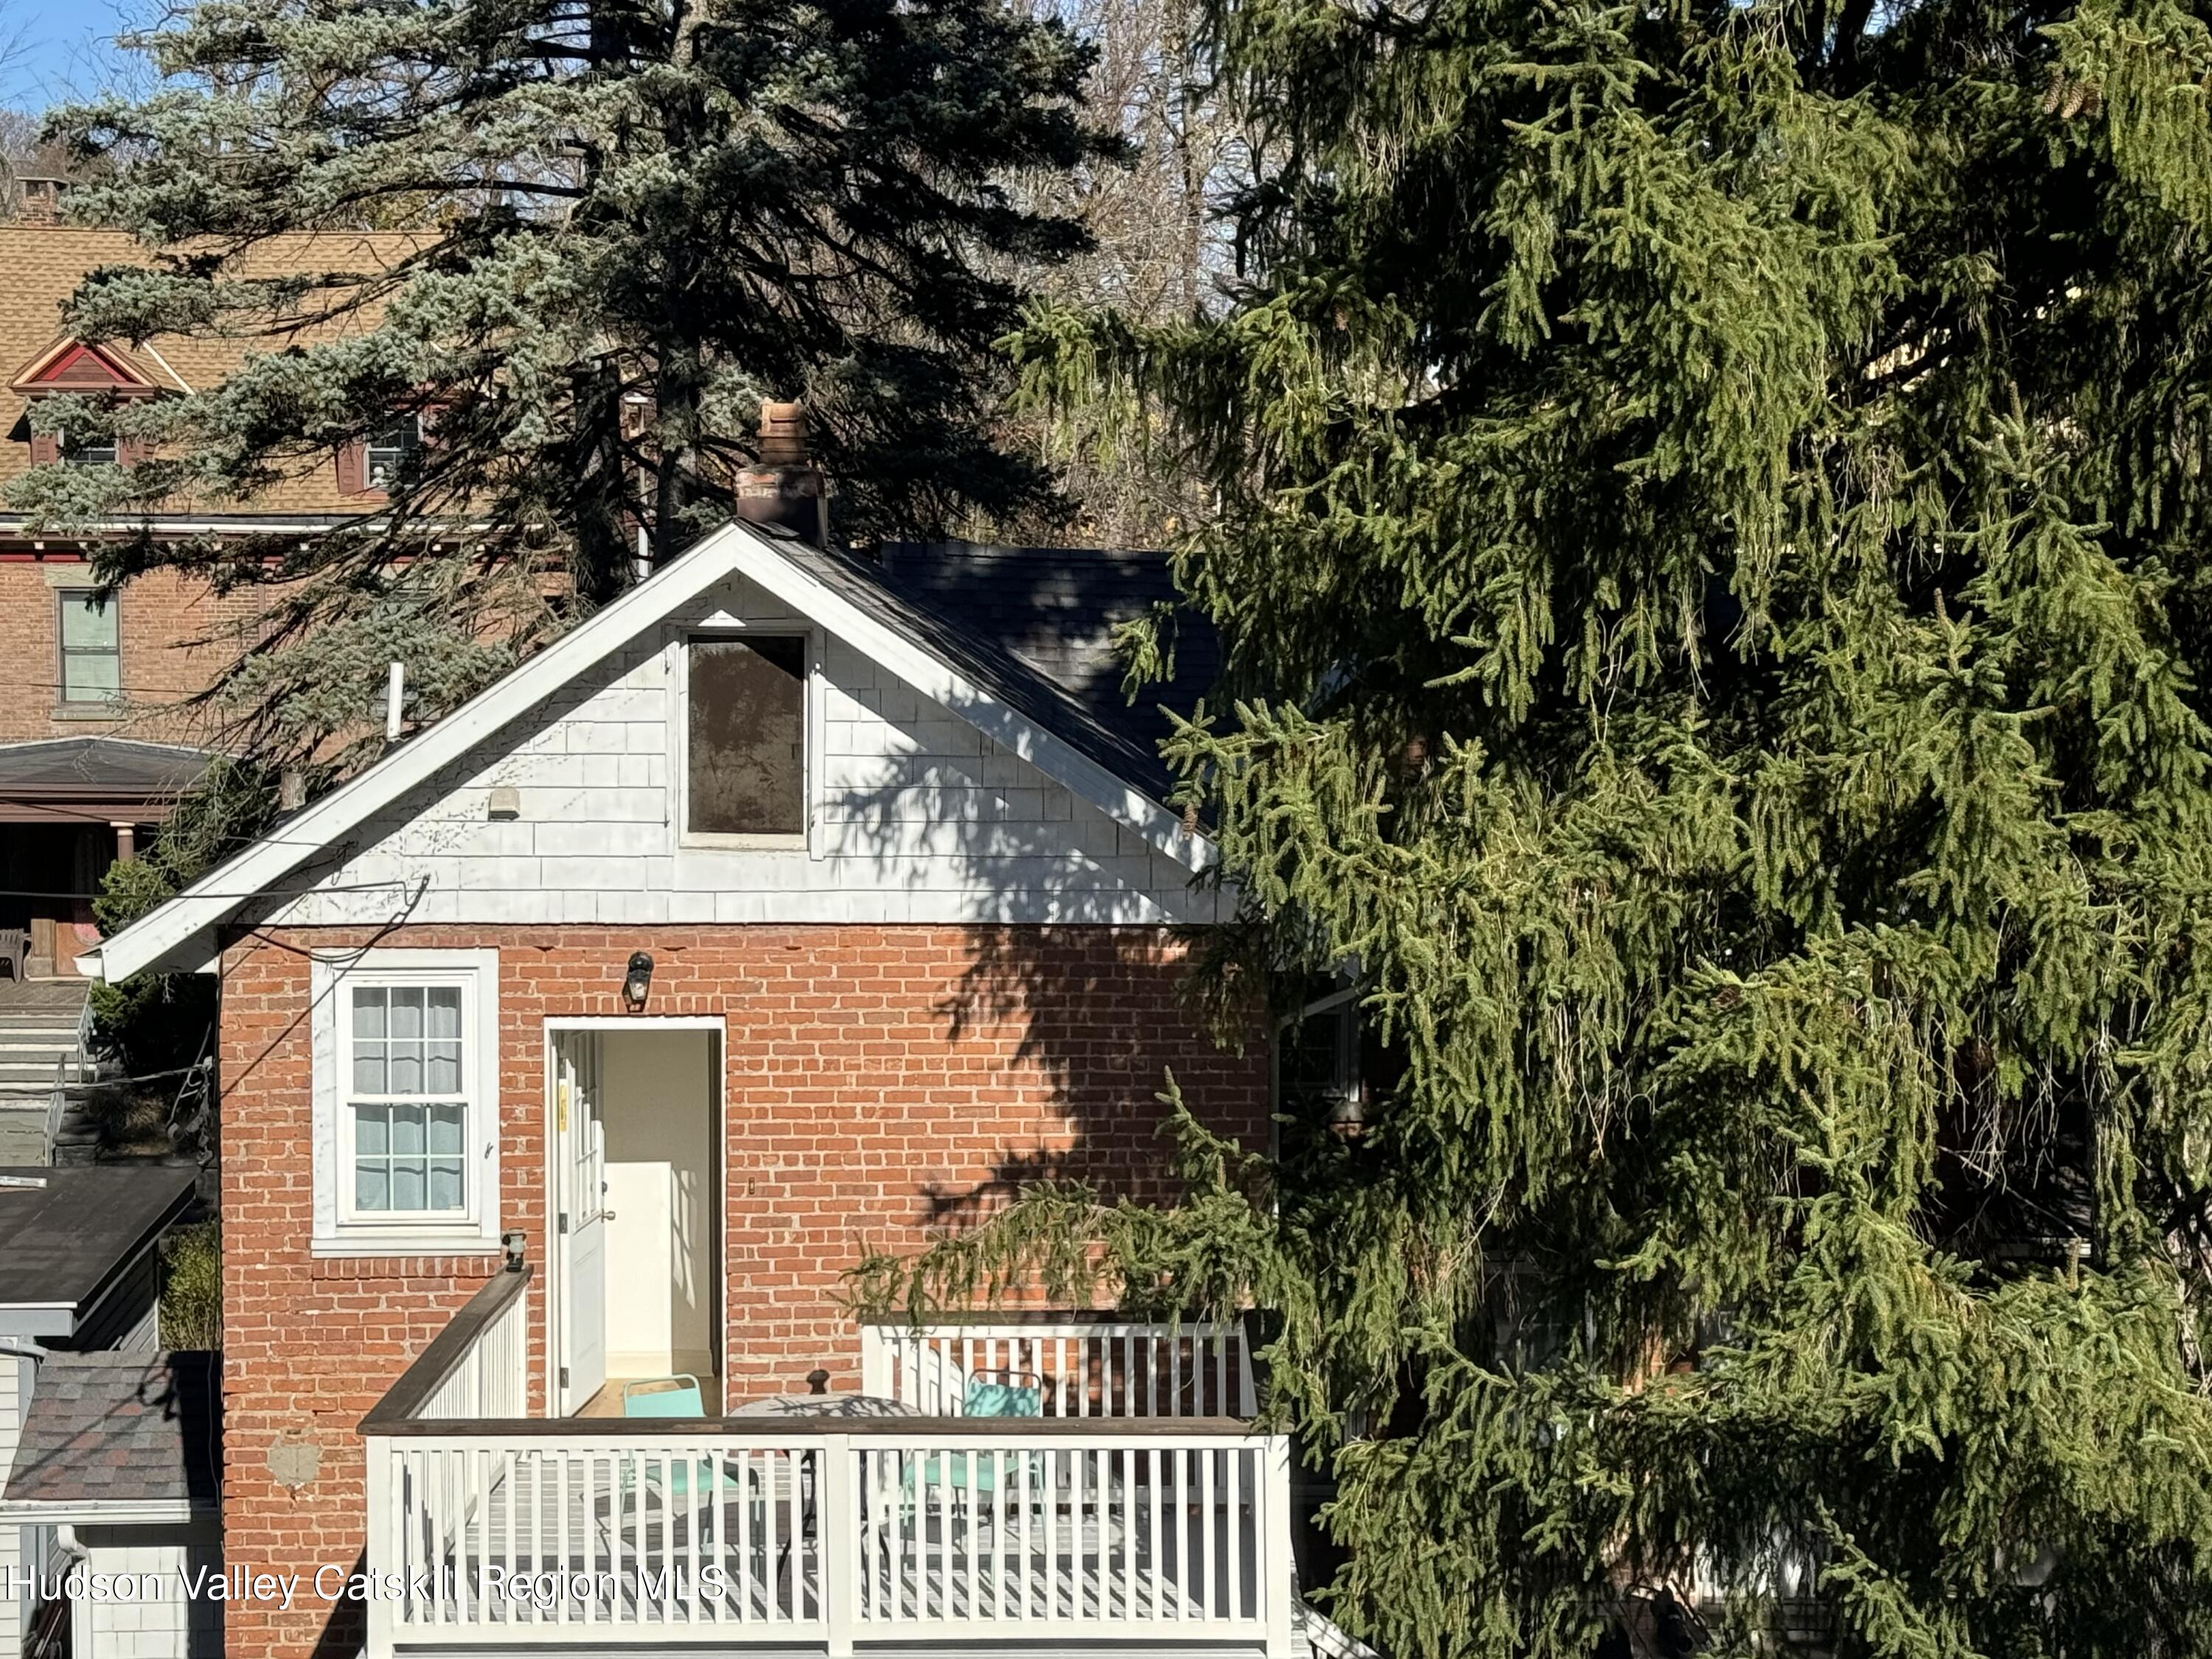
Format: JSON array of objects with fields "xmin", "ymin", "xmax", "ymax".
[{"xmin": 0, "ymin": 0, "xmax": 139, "ymax": 112}]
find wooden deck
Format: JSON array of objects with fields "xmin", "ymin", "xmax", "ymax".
[{"xmin": 364, "ymin": 1281, "xmax": 1301, "ymax": 1655}]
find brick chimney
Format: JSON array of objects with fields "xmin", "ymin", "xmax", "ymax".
[
  {"xmin": 12, "ymin": 175, "xmax": 72, "ymax": 226},
  {"xmin": 732, "ymin": 400, "xmax": 827, "ymax": 548}
]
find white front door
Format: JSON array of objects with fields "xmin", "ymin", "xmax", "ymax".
[{"xmin": 554, "ymin": 1032, "xmax": 608, "ymax": 1414}]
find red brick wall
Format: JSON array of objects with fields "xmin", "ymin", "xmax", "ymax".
[
  {"xmin": 216, "ymin": 922, "xmax": 1269, "ymax": 1658},
  {"xmin": 0, "ymin": 556, "xmax": 257, "ymax": 745}
]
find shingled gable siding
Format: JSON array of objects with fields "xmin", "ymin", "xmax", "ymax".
[
  {"xmin": 250, "ymin": 574, "xmax": 1218, "ymax": 932},
  {"xmin": 215, "ymin": 921, "xmax": 1267, "ymax": 1658},
  {"xmin": 0, "ymin": 1352, "xmax": 24, "ymax": 1654}
]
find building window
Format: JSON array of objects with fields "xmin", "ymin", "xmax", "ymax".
[
  {"xmin": 57, "ymin": 591, "xmax": 121, "ymax": 703},
  {"xmin": 686, "ymin": 634, "xmax": 807, "ymax": 840},
  {"xmin": 63, "ymin": 434, "xmax": 116, "ymax": 467},
  {"xmin": 347, "ymin": 985, "xmax": 467, "ymax": 1216},
  {"xmin": 310, "ymin": 948, "xmax": 500, "ymax": 1255},
  {"xmin": 365, "ymin": 414, "xmax": 420, "ymax": 490}
]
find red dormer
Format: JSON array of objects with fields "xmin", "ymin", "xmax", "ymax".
[{"xmin": 8, "ymin": 333, "xmax": 188, "ymax": 464}]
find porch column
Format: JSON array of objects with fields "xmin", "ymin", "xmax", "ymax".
[{"xmin": 110, "ymin": 822, "xmax": 135, "ymax": 862}]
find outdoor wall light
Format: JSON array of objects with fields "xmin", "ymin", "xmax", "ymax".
[
  {"xmin": 622, "ymin": 950, "xmax": 655, "ymax": 1012},
  {"xmin": 502, "ymin": 1230, "xmax": 527, "ymax": 1273}
]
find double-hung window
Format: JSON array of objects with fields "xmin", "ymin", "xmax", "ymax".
[
  {"xmin": 364, "ymin": 414, "xmax": 420, "ymax": 490},
  {"xmin": 346, "ymin": 985, "xmax": 467, "ymax": 1217},
  {"xmin": 311, "ymin": 948, "xmax": 500, "ymax": 1255},
  {"xmin": 58, "ymin": 591, "xmax": 122, "ymax": 705}
]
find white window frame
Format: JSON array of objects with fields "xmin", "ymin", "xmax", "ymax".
[
  {"xmin": 675, "ymin": 622, "xmax": 818, "ymax": 851},
  {"xmin": 364, "ymin": 413, "xmax": 420, "ymax": 490},
  {"xmin": 309, "ymin": 947, "xmax": 501, "ymax": 1256},
  {"xmin": 55, "ymin": 589, "xmax": 122, "ymax": 706}
]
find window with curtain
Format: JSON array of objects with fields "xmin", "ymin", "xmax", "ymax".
[
  {"xmin": 346, "ymin": 984, "xmax": 468, "ymax": 1216},
  {"xmin": 365, "ymin": 414, "xmax": 420, "ymax": 489}
]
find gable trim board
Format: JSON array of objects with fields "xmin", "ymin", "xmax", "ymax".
[
  {"xmin": 84, "ymin": 521, "xmax": 1215, "ymax": 982},
  {"xmin": 8, "ymin": 334, "xmax": 193, "ymax": 398}
]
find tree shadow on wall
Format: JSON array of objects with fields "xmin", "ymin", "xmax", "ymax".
[{"xmin": 928, "ymin": 922, "xmax": 1269, "ymax": 1230}]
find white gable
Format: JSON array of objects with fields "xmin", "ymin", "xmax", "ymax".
[
  {"xmin": 88, "ymin": 524, "xmax": 1220, "ymax": 980},
  {"xmin": 263, "ymin": 572, "xmax": 1217, "ymax": 930}
]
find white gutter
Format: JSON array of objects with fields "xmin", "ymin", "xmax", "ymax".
[{"xmin": 0, "ymin": 1498, "xmax": 203, "ymax": 1523}]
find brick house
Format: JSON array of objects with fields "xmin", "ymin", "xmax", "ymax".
[
  {"xmin": 0, "ymin": 226, "xmax": 420, "ymax": 984},
  {"xmin": 88, "ymin": 521, "xmax": 1340, "ymax": 1659}
]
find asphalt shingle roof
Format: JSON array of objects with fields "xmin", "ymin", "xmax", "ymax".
[
  {"xmin": 0, "ymin": 1165, "xmax": 197, "ymax": 1315},
  {"xmin": 0, "ymin": 225, "xmax": 423, "ymax": 515},
  {"xmin": 0, "ymin": 738, "xmax": 212, "ymax": 801},
  {"xmin": 1, "ymin": 1349, "xmax": 220, "ymax": 1509},
  {"xmin": 799, "ymin": 540, "xmax": 1220, "ymax": 804}
]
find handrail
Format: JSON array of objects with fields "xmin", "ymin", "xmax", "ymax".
[
  {"xmin": 367, "ymin": 1408, "xmax": 1262, "ymax": 1439},
  {"xmin": 38, "ymin": 1051, "xmax": 64, "ymax": 1164},
  {"xmin": 359, "ymin": 1266, "xmax": 531, "ymax": 1430},
  {"xmin": 857, "ymin": 1308, "xmax": 1242, "ymax": 1326}
]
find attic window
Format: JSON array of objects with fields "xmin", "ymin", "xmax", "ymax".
[
  {"xmin": 365, "ymin": 414, "xmax": 420, "ymax": 489},
  {"xmin": 63, "ymin": 434, "xmax": 116, "ymax": 467},
  {"xmin": 686, "ymin": 634, "xmax": 806, "ymax": 841}
]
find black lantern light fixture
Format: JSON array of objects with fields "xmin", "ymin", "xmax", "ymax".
[{"xmin": 622, "ymin": 950, "xmax": 655, "ymax": 1012}]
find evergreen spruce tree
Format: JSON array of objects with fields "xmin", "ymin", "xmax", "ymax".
[
  {"xmin": 14, "ymin": 0, "xmax": 1110, "ymax": 762},
  {"xmin": 865, "ymin": 1, "xmax": 2212, "ymax": 1653}
]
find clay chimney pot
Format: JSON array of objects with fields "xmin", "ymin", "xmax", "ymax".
[{"xmin": 757, "ymin": 400, "xmax": 810, "ymax": 467}]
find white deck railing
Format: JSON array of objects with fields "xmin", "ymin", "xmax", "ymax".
[
  {"xmin": 416, "ymin": 1273, "xmax": 528, "ymax": 1422},
  {"xmin": 361, "ymin": 1279, "xmax": 1295, "ymax": 1658},
  {"xmin": 860, "ymin": 1315, "xmax": 1259, "ymax": 1418}
]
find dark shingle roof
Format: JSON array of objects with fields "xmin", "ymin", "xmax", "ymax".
[
  {"xmin": 0, "ymin": 738, "xmax": 212, "ymax": 802},
  {"xmin": 795, "ymin": 541, "xmax": 1219, "ymax": 803},
  {"xmin": 2, "ymin": 1350, "xmax": 220, "ymax": 1509},
  {"xmin": 0, "ymin": 1165, "xmax": 197, "ymax": 1315}
]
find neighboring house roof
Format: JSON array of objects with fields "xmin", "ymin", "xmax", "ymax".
[
  {"xmin": 0, "ymin": 1165, "xmax": 197, "ymax": 1335},
  {"xmin": 875, "ymin": 543, "xmax": 1222, "ymax": 764},
  {"xmin": 0, "ymin": 737, "xmax": 212, "ymax": 802},
  {"xmin": 0, "ymin": 225, "xmax": 422, "ymax": 518},
  {"xmin": 84, "ymin": 520, "xmax": 1216, "ymax": 981},
  {"xmin": 0, "ymin": 1350, "xmax": 221, "ymax": 1516}
]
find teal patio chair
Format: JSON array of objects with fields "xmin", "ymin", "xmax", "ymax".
[
  {"xmin": 617, "ymin": 1377, "xmax": 748, "ymax": 1504},
  {"xmin": 908, "ymin": 1371, "xmax": 1046, "ymax": 1506}
]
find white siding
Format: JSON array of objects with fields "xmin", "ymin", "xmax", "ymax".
[
  {"xmin": 0, "ymin": 1350, "xmax": 24, "ymax": 1653},
  {"xmin": 264, "ymin": 575, "xmax": 1220, "ymax": 929},
  {"xmin": 71, "ymin": 1523, "xmax": 223, "ymax": 1658}
]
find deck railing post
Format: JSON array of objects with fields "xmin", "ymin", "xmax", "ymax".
[
  {"xmin": 820, "ymin": 1432, "xmax": 856, "ymax": 1656},
  {"xmin": 1262, "ymin": 1433, "xmax": 1295, "ymax": 1658},
  {"xmin": 860, "ymin": 1326, "xmax": 890, "ymax": 1398},
  {"xmin": 364, "ymin": 1433, "xmax": 394, "ymax": 1659}
]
